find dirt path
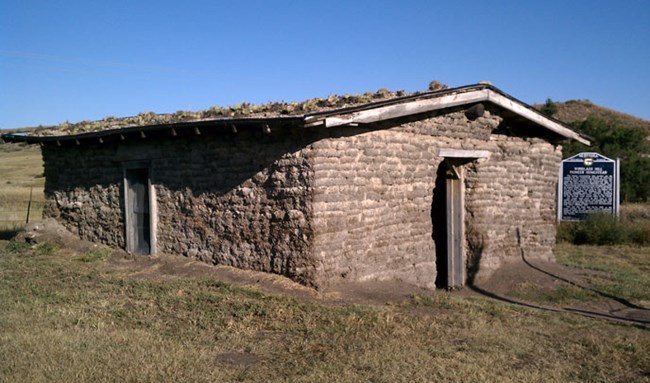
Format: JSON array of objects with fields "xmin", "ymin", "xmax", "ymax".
[
  {"xmin": 99, "ymin": 250, "xmax": 650, "ymax": 324},
  {"xmin": 10, "ymin": 218, "xmax": 650, "ymax": 325}
]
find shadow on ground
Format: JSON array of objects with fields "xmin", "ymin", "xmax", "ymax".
[
  {"xmin": 0, "ymin": 229, "xmax": 20, "ymax": 241},
  {"xmin": 468, "ymin": 254, "xmax": 650, "ymax": 325}
]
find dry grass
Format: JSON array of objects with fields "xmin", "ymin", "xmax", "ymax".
[
  {"xmin": 0, "ymin": 142, "xmax": 44, "ymax": 232},
  {"xmin": 0, "ymin": 242, "xmax": 648, "ymax": 382},
  {"xmin": 538, "ymin": 100, "xmax": 650, "ymax": 133},
  {"xmin": 621, "ymin": 203, "xmax": 650, "ymax": 223}
]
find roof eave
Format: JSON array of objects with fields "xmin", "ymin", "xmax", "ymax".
[
  {"xmin": 485, "ymin": 90, "xmax": 590, "ymax": 145},
  {"xmin": 1, "ymin": 116, "xmax": 305, "ymax": 144},
  {"xmin": 304, "ymin": 85, "xmax": 590, "ymax": 146}
]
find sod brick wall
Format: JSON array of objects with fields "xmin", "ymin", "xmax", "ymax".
[{"xmin": 39, "ymin": 108, "xmax": 562, "ymax": 289}]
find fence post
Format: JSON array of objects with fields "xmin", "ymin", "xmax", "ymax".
[{"xmin": 26, "ymin": 187, "xmax": 33, "ymax": 224}]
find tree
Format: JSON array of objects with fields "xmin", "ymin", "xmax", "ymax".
[
  {"xmin": 563, "ymin": 117, "xmax": 650, "ymax": 202},
  {"xmin": 540, "ymin": 98, "xmax": 558, "ymax": 117}
]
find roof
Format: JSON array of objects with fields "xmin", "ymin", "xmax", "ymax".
[{"xmin": 1, "ymin": 84, "xmax": 590, "ymax": 145}]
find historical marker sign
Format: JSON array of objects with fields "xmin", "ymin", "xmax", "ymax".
[{"xmin": 558, "ymin": 152, "xmax": 620, "ymax": 221}]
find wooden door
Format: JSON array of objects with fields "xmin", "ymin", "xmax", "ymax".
[
  {"xmin": 125, "ymin": 168, "xmax": 151, "ymax": 255},
  {"xmin": 446, "ymin": 163, "xmax": 464, "ymax": 288}
]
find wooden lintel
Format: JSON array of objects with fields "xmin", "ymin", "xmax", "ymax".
[{"xmin": 437, "ymin": 148, "xmax": 491, "ymax": 159}]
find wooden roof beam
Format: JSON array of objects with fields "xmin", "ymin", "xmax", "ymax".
[
  {"xmin": 321, "ymin": 88, "xmax": 590, "ymax": 145},
  {"xmin": 485, "ymin": 91, "xmax": 590, "ymax": 145},
  {"xmin": 324, "ymin": 90, "xmax": 489, "ymax": 128}
]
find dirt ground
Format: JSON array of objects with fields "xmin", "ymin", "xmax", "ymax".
[
  {"xmin": 474, "ymin": 257, "xmax": 650, "ymax": 323},
  {"xmin": 8, "ymin": 219, "xmax": 650, "ymax": 324}
]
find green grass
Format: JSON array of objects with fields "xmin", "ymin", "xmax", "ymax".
[
  {"xmin": 511, "ymin": 282, "xmax": 599, "ymax": 304},
  {"xmin": 77, "ymin": 247, "xmax": 113, "ymax": 263},
  {"xmin": 0, "ymin": 241, "xmax": 648, "ymax": 382},
  {"xmin": 555, "ymin": 243, "xmax": 650, "ymax": 304},
  {"xmin": 510, "ymin": 244, "xmax": 650, "ymax": 307}
]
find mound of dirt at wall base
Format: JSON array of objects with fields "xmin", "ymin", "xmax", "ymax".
[{"xmin": 14, "ymin": 218, "xmax": 114, "ymax": 255}]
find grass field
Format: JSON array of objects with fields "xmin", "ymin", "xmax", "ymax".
[
  {"xmin": 0, "ymin": 241, "xmax": 648, "ymax": 382},
  {"xmin": 0, "ymin": 142, "xmax": 44, "ymax": 233}
]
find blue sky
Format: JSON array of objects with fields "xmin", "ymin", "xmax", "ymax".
[{"xmin": 1, "ymin": 0, "xmax": 648, "ymax": 129}]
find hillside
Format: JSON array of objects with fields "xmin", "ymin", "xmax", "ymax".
[{"xmin": 535, "ymin": 99, "xmax": 650, "ymax": 133}]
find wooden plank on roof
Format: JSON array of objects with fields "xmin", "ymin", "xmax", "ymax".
[
  {"xmin": 324, "ymin": 90, "xmax": 490, "ymax": 127},
  {"xmin": 320, "ymin": 87, "xmax": 590, "ymax": 146},
  {"xmin": 486, "ymin": 91, "xmax": 590, "ymax": 145},
  {"xmin": 303, "ymin": 119, "xmax": 325, "ymax": 128}
]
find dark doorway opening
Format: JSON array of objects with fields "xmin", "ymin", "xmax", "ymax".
[
  {"xmin": 432, "ymin": 163, "xmax": 448, "ymax": 288},
  {"xmin": 125, "ymin": 168, "xmax": 151, "ymax": 255}
]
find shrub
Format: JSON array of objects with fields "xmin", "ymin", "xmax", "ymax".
[
  {"xmin": 557, "ymin": 212, "xmax": 650, "ymax": 246},
  {"xmin": 540, "ymin": 98, "xmax": 558, "ymax": 116},
  {"xmin": 628, "ymin": 222, "xmax": 650, "ymax": 246},
  {"xmin": 556, "ymin": 222, "xmax": 577, "ymax": 244},
  {"xmin": 576, "ymin": 213, "xmax": 628, "ymax": 245}
]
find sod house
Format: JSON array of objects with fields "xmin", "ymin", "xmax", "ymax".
[{"xmin": 2, "ymin": 84, "xmax": 588, "ymax": 289}]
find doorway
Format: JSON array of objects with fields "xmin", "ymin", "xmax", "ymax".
[
  {"xmin": 124, "ymin": 167, "xmax": 151, "ymax": 255},
  {"xmin": 433, "ymin": 160, "xmax": 465, "ymax": 289}
]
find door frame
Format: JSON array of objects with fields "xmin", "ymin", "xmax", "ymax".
[
  {"xmin": 437, "ymin": 148, "xmax": 490, "ymax": 289},
  {"xmin": 123, "ymin": 161, "xmax": 157, "ymax": 255}
]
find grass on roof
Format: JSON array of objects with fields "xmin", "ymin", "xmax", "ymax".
[{"xmin": 32, "ymin": 88, "xmax": 411, "ymax": 137}]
